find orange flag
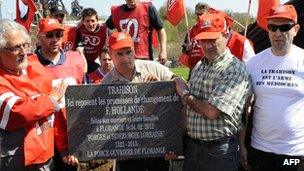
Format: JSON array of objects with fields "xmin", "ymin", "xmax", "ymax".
[
  {"xmin": 16, "ymin": 0, "xmax": 37, "ymax": 31},
  {"xmin": 257, "ymin": 0, "xmax": 280, "ymax": 31},
  {"xmin": 167, "ymin": 0, "xmax": 185, "ymax": 26}
]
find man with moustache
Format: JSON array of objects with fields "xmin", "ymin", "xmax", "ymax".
[
  {"xmin": 0, "ymin": 19, "xmax": 67, "ymax": 170},
  {"xmin": 175, "ymin": 13, "xmax": 251, "ymax": 171}
]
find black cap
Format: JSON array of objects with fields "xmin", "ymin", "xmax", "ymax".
[{"xmin": 50, "ymin": 8, "xmax": 66, "ymax": 15}]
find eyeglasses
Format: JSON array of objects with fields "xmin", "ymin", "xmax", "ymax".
[
  {"xmin": 42, "ymin": 31, "xmax": 64, "ymax": 39},
  {"xmin": 267, "ymin": 23, "xmax": 295, "ymax": 32},
  {"xmin": 3, "ymin": 42, "xmax": 31, "ymax": 53}
]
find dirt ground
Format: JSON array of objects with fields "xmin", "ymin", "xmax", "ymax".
[{"xmin": 78, "ymin": 160, "xmax": 113, "ymax": 171}]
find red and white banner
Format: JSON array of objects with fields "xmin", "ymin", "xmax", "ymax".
[{"xmin": 16, "ymin": 0, "xmax": 37, "ymax": 31}]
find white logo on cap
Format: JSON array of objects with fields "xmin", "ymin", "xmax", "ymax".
[
  {"xmin": 274, "ymin": 6, "xmax": 286, "ymax": 14},
  {"xmin": 200, "ymin": 17, "xmax": 227, "ymax": 32},
  {"xmin": 117, "ymin": 33, "xmax": 126, "ymax": 41},
  {"xmin": 201, "ymin": 19, "xmax": 212, "ymax": 29}
]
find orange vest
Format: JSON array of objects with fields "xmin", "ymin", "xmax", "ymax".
[
  {"xmin": 111, "ymin": 3, "xmax": 150, "ymax": 59},
  {"xmin": 0, "ymin": 57, "xmax": 56, "ymax": 166},
  {"xmin": 27, "ymin": 54, "xmax": 53, "ymax": 94},
  {"xmin": 40, "ymin": 51, "xmax": 85, "ymax": 153},
  {"xmin": 42, "ymin": 51, "xmax": 84, "ymax": 84}
]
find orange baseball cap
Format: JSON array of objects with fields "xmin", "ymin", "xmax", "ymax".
[
  {"xmin": 195, "ymin": 13, "xmax": 227, "ymax": 40},
  {"xmin": 267, "ymin": 5, "xmax": 297, "ymax": 23},
  {"xmin": 109, "ymin": 32, "xmax": 134, "ymax": 50},
  {"xmin": 38, "ymin": 18, "xmax": 64, "ymax": 34}
]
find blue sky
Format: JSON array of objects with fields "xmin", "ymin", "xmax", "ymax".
[{"xmin": 1, "ymin": 0, "xmax": 289, "ymax": 19}]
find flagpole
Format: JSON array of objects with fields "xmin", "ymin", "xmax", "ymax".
[
  {"xmin": 233, "ymin": 19, "xmax": 245, "ymax": 29},
  {"xmin": 35, "ymin": 11, "xmax": 42, "ymax": 18},
  {"xmin": 182, "ymin": 0, "xmax": 190, "ymax": 43},
  {"xmin": 244, "ymin": 0, "xmax": 252, "ymax": 37}
]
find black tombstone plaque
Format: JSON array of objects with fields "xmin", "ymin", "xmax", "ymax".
[{"xmin": 65, "ymin": 81, "xmax": 183, "ymax": 161}]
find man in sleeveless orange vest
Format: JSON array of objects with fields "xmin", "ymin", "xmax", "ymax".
[
  {"xmin": 0, "ymin": 19, "xmax": 67, "ymax": 170},
  {"xmin": 106, "ymin": 0, "xmax": 167, "ymax": 63},
  {"xmin": 35, "ymin": 17, "xmax": 87, "ymax": 170}
]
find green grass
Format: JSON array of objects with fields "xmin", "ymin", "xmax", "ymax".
[{"xmin": 170, "ymin": 67, "xmax": 190, "ymax": 81}]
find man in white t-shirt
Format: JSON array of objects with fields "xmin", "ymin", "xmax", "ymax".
[{"xmin": 244, "ymin": 4, "xmax": 304, "ymax": 171}]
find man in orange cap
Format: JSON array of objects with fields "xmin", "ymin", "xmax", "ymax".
[
  {"xmin": 244, "ymin": 5, "xmax": 304, "ymax": 171},
  {"xmin": 102, "ymin": 31, "xmax": 176, "ymax": 171},
  {"xmin": 175, "ymin": 13, "xmax": 251, "ymax": 171},
  {"xmin": 181, "ymin": 3, "xmax": 255, "ymax": 71},
  {"xmin": 35, "ymin": 17, "xmax": 87, "ymax": 169}
]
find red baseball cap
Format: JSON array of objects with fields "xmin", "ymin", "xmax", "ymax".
[
  {"xmin": 195, "ymin": 13, "xmax": 227, "ymax": 40},
  {"xmin": 38, "ymin": 18, "xmax": 64, "ymax": 34},
  {"xmin": 109, "ymin": 32, "xmax": 134, "ymax": 50},
  {"xmin": 209, "ymin": 8, "xmax": 234, "ymax": 27},
  {"xmin": 267, "ymin": 5, "xmax": 297, "ymax": 23}
]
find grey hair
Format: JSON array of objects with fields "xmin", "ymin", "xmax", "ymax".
[{"xmin": 0, "ymin": 19, "xmax": 31, "ymax": 49}]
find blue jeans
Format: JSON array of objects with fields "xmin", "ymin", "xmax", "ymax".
[{"xmin": 183, "ymin": 136, "xmax": 238, "ymax": 171}]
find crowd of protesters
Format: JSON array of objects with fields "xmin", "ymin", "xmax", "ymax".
[{"xmin": 0, "ymin": 0, "xmax": 303, "ymax": 170}]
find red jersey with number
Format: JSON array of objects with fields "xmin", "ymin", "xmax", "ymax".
[
  {"xmin": 77, "ymin": 24, "xmax": 107, "ymax": 62},
  {"xmin": 111, "ymin": 3, "xmax": 150, "ymax": 59}
]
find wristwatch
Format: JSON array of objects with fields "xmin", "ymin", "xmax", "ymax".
[{"xmin": 182, "ymin": 89, "xmax": 190, "ymax": 98}]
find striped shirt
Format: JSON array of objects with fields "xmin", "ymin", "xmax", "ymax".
[{"xmin": 187, "ymin": 49, "xmax": 251, "ymax": 141}]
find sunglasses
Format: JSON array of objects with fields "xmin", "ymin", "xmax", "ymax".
[
  {"xmin": 42, "ymin": 31, "xmax": 64, "ymax": 39},
  {"xmin": 267, "ymin": 23, "xmax": 295, "ymax": 32}
]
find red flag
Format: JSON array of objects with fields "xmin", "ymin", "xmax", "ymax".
[
  {"xmin": 167, "ymin": 0, "xmax": 185, "ymax": 26},
  {"xmin": 16, "ymin": 0, "xmax": 37, "ymax": 31},
  {"xmin": 257, "ymin": 0, "xmax": 280, "ymax": 31},
  {"xmin": 178, "ymin": 53, "xmax": 189, "ymax": 68}
]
